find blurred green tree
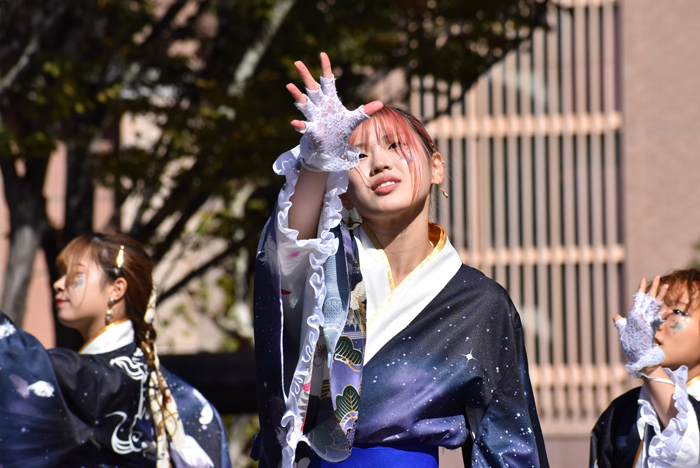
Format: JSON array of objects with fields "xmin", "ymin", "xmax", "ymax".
[{"xmin": 0, "ymin": 0, "xmax": 545, "ymax": 345}]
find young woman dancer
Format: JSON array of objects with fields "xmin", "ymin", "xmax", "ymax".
[
  {"xmin": 0, "ymin": 233, "xmax": 231, "ymax": 468},
  {"xmin": 591, "ymin": 270, "xmax": 700, "ymax": 468},
  {"xmin": 252, "ymin": 53, "xmax": 548, "ymax": 468}
]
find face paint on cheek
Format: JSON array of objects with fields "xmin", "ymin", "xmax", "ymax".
[
  {"xmin": 397, "ymin": 148, "xmax": 414, "ymax": 164},
  {"xmin": 71, "ymin": 274, "xmax": 86, "ymax": 291},
  {"xmin": 669, "ymin": 320, "xmax": 687, "ymax": 334}
]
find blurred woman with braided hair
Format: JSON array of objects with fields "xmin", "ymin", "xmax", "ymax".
[{"xmin": 0, "ymin": 232, "xmax": 231, "ymax": 468}]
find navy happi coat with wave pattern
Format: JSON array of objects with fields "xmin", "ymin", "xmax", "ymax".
[{"xmin": 0, "ymin": 312, "xmax": 231, "ymax": 468}]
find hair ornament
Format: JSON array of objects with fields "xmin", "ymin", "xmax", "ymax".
[{"xmin": 116, "ymin": 245, "xmax": 125, "ymax": 269}]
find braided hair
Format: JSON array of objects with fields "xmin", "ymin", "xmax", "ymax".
[{"xmin": 58, "ymin": 233, "xmax": 213, "ymax": 466}]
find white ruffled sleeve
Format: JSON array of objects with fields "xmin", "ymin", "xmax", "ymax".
[
  {"xmin": 271, "ymin": 145, "xmax": 349, "ymax": 467},
  {"xmin": 638, "ymin": 365, "xmax": 700, "ymax": 467},
  {"xmin": 272, "ymin": 145, "xmax": 348, "ymax": 315}
]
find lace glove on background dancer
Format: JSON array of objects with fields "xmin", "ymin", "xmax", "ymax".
[{"xmin": 614, "ymin": 282, "xmax": 667, "ymax": 378}]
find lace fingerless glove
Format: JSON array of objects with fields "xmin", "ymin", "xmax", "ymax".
[
  {"xmin": 614, "ymin": 292, "xmax": 666, "ymax": 378},
  {"xmin": 295, "ymin": 76, "xmax": 369, "ymax": 172}
]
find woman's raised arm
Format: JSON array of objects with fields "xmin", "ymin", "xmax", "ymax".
[{"xmin": 286, "ymin": 53, "xmax": 382, "ymax": 239}]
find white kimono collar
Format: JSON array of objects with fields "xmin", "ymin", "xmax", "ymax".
[
  {"xmin": 79, "ymin": 318, "xmax": 135, "ymax": 355},
  {"xmin": 356, "ymin": 223, "xmax": 463, "ymax": 363}
]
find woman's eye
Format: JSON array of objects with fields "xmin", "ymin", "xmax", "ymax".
[
  {"xmin": 359, "ymin": 153, "xmax": 368, "ymax": 159},
  {"xmin": 672, "ymin": 309, "xmax": 689, "ymax": 316},
  {"xmin": 388, "ymin": 142, "xmax": 401, "ymax": 150}
]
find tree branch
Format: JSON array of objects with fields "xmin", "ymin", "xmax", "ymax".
[
  {"xmin": 158, "ymin": 235, "xmax": 252, "ymax": 303},
  {"xmin": 128, "ymin": 158, "xmax": 208, "ymax": 242},
  {"xmin": 139, "ymin": 0, "xmax": 189, "ymax": 50},
  {"xmin": 0, "ymin": 1, "xmax": 69, "ymax": 95},
  {"xmin": 227, "ymin": 0, "xmax": 296, "ymax": 97},
  {"xmin": 150, "ymin": 192, "xmax": 209, "ymax": 263}
]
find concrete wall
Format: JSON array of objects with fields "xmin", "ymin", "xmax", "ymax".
[{"xmin": 621, "ymin": 0, "xmax": 700, "ymax": 296}]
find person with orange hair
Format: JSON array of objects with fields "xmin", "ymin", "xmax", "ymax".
[
  {"xmin": 590, "ymin": 270, "xmax": 700, "ymax": 468},
  {"xmin": 251, "ymin": 53, "xmax": 548, "ymax": 468},
  {"xmin": 0, "ymin": 233, "xmax": 231, "ymax": 468}
]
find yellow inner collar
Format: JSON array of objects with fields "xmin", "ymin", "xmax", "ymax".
[
  {"xmin": 687, "ymin": 373, "xmax": 700, "ymax": 389},
  {"xmin": 363, "ymin": 222, "xmax": 445, "ymax": 291}
]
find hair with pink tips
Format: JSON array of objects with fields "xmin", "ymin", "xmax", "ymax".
[{"xmin": 348, "ymin": 106, "xmax": 440, "ymax": 202}]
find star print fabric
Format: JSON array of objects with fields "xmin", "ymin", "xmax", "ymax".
[
  {"xmin": 356, "ymin": 265, "xmax": 548, "ymax": 467},
  {"xmin": 252, "ymin": 212, "xmax": 548, "ymax": 467},
  {"xmin": 251, "ymin": 146, "xmax": 548, "ymax": 467}
]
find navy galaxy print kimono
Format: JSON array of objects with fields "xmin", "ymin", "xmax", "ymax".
[
  {"xmin": 0, "ymin": 312, "xmax": 231, "ymax": 468},
  {"xmin": 251, "ymin": 147, "xmax": 548, "ymax": 468}
]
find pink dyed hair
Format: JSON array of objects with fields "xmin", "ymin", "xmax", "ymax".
[{"xmin": 348, "ymin": 106, "xmax": 439, "ymax": 199}]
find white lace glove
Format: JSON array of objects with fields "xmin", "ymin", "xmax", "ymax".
[
  {"xmin": 295, "ymin": 75, "xmax": 369, "ymax": 172},
  {"xmin": 614, "ymin": 292, "xmax": 666, "ymax": 378}
]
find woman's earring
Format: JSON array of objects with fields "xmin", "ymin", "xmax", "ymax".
[
  {"xmin": 106, "ymin": 297, "xmax": 115, "ymax": 325},
  {"xmin": 440, "ymin": 188, "xmax": 449, "ymax": 199}
]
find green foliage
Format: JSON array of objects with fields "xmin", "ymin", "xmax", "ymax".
[{"xmin": 0, "ymin": 0, "xmax": 546, "ymax": 338}]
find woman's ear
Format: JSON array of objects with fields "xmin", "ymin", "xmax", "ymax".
[
  {"xmin": 110, "ymin": 277, "xmax": 128, "ymax": 303},
  {"xmin": 339, "ymin": 193, "xmax": 355, "ymax": 210},
  {"xmin": 431, "ymin": 151, "xmax": 445, "ymax": 185}
]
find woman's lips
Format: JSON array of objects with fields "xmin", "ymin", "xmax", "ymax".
[
  {"xmin": 55, "ymin": 299, "xmax": 67, "ymax": 307},
  {"xmin": 371, "ymin": 177, "xmax": 400, "ymax": 194}
]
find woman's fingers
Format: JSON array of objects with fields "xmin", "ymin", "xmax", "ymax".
[
  {"xmin": 648, "ymin": 275, "xmax": 661, "ymax": 297},
  {"xmin": 638, "ymin": 277, "xmax": 647, "ymax": 294},
  {"xmin": 657, "ymin": 283, "xmax": 669, "ymax": 302},
  {"xmin": 320, "ymin": 52, "xmax": 333, "ymax": 79},
  {"xmin": 294, "ymin": 60, "xmax": 319, "ymax": 91},
  {"xmin": 612, "ymin": 314, "xmax": 623, "ymax": 323},
  {"xmin": 291, "ymin": 120, "xmax": 306, "ymax": 131},
  {"xmin": 363, "ymin": 100, "xmax": 384, "ymax": 116},
  {"xmin": 286, "ymin": 83, "xmax": 307, "ymax": 104}
]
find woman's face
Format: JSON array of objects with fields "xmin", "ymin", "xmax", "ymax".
[
  {"xmin": 345, "ymin": 127, "xmax": 444, "ymax": 224},
  {"xmin": 655, "ymin": 286, "xmax": 700, "ymax": 378},
  {"xmin": 53, "ymin": 253, "xmax": 120, "ymax": 339}
]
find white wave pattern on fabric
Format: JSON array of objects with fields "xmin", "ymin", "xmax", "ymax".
[
  {"xmin": 0, "ymin": 321, "xmax": 16, "ymax": 339},
  {"xmin": 273, "ymin": 146, "xmax": 348, "ymax": 468},
  {"xmin": 192, "ymin": 388, "xmax": 214, "ymax": 426},
  {"xmin": 27, "ymin": 381, "xmax": 54, "ymax": 397},
  {"xmin": 107, "ymin": 351, "xmax": 150, "ymax": 455},
  {"xmin": 111, "ymin": 350, "xmax": 149, "ymax": 381},
  {"xmin": 105, "ymin": 411, "xmax": 142, "ymax": 455},
  {"xmin": 9, "ymin": 374, "xmax": 29, "ymax": 398}
]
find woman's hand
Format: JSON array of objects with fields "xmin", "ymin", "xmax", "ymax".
[
  {"xmin": 613, "ymin": 276, "xmax": 668, "ymax": 377},
  {"xmin": 286, "ymin": 52, "xmax": 383, "ymax": 172}
]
